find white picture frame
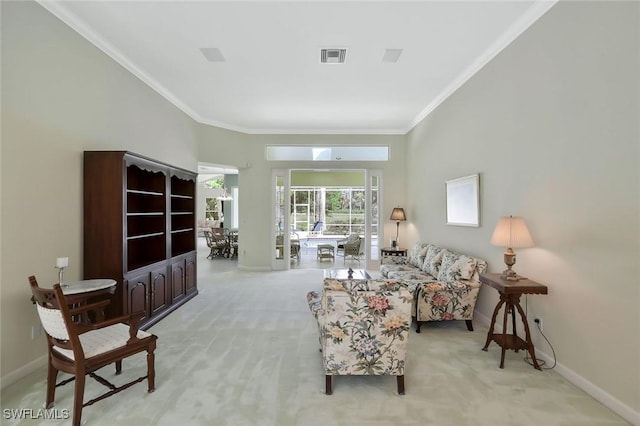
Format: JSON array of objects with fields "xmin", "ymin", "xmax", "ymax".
[{"xmin": 445, "ymin": 174, "xmax": 480, "ymax": 227}]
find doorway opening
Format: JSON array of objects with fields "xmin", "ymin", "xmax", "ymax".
[{"xmin": 272, "ymin": 169, "xmax": 382, "ymax": 271}]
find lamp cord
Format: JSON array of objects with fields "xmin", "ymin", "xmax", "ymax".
[{"xmin": 524, "ymin": 295, "xmax": 557, "ymax": 370}]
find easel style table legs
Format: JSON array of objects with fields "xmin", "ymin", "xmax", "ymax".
[{"xmin": 482, "ymin": 293, "xmax": 542, "ymax": 370}]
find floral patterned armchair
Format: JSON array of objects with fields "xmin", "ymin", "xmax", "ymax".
[{"xmin": 307, "ymin": 278, "xmax": 412, "ymax": 395}]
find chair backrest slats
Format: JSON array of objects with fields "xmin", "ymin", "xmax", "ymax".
[{"xmin": 29, "ymin": 276, "xmax": 85, "ymax": 360}]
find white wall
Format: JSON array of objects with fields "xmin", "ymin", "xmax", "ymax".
[
  {"xmin": 406, "ymin": 1, "xmax": 639, "ymax": 420},
  {"xmin": 1, "ymin": 1, "xmax": 200, "ymax": 381}
]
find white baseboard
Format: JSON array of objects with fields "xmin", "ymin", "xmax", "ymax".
[
  {"xmin": 0, "ymin": 354, "xmax": 46, "ymax": 391},
  {"xmin": 474, "ymin": 312, "xmax": 639, "ymax": 425}
]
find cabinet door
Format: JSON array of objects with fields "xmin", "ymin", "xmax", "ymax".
[
  {"xmin": 171, "ymin": 260, "xmax": 186, "ymax": 302},
  {"xmin": 185, "ymin": 253, "xmax": 197, "ymax": 296},
  {"xmin": 125, "ymin": 272, "xmax": 150, "ymax": 323},
  {"xmin": 150, "ymin": 266, "xmax": 170, "ymax": 316}
]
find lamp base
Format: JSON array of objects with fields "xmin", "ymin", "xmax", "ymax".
[
  {"xmin": 500, "ymin": 249, "xmax": 520, "ymax": 281},
  {"xmin": 500, "ymin": 268, "xmax": 520, "ymax": 281},
  {"xmin": 56, "ymin": 266, "xmax": 68, "ymax": 287}
]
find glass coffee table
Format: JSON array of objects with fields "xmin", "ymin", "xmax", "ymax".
[{"xmin": 323, "ymin": 268, "xmax": 371, "ymax": 280}]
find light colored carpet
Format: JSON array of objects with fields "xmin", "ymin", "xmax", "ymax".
[{"xmin": 1, "ymin": 258, "xmax": 628, "ymax": 425}]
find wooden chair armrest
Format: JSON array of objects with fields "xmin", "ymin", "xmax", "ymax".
[
  {"xmin": 127, "ymin": 311, "xmax": 144, "ymax": 342},
  {"xmin": 76, "ymin": 311, "xmax": 146, "ymax": 344}
]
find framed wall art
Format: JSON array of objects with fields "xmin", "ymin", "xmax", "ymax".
[{"xmin": 445, "ymin": 174, "xmax": 480, "ymax": 227}]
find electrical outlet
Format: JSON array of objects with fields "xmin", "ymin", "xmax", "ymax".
[
  {"xmin": 534, "ymin": 317, "xmax": 543, "ymax": 332},
  {"xmin": 31, "ymin": 325, "xmax": 42, "ymax": 340}
]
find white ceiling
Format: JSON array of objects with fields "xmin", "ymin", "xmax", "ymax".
[{"xmin": 39, "ymin": 1, "xmax": 556, "ymax": 135}]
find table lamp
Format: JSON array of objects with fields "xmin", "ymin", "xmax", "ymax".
[
  {"xmin": 390, "ymin": 207, "xmax": 406, "ymax": 248},
  {"xmin": 490, "ymin": 215, "xmax": 534, "ymax": 281}
]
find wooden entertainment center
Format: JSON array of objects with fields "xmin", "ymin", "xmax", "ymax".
[{"xmin": 83, "ymin": 151, "xmax": 198, "ymax": 328}]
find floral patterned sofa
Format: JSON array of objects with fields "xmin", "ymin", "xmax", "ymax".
[
  {"xmin": 380, "ymin": 243, "xmax": 487, "ymax": 333},
  {"xmin": 306, "ymin": 277, "xmax": 412, "ymax": 395}
]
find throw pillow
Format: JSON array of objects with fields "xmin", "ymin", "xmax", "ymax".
[
  {"xmin": 422, "ymin": 245, "xmax": 444, "ymax": 277},
  {"xmin": 437, "ymin": 250, "xmax": 461, "ymax": 281},
  {"xmin": 438, "ymin": 252, "xmax": 478, "ymax": 281},
  {"xmin": 408, "ymin": 242, "xmax": 430, "ymax": 268},
  {"xmin": 451, "ymin": 255, "xmax": 478, "ymax": 280}
]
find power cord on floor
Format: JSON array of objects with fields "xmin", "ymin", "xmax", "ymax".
[
  {"xmin": 524, "ymin": 295, "xmax": 557, "ymax": 370},
  {"xmin": 524, "ymin": 321, "xmax": 557, "ymax": 370}
]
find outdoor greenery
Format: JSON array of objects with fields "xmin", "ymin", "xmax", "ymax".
[
  {"xmin": 290, "ymin": 187, "xmax": 376, "ymax": 235},
  {"xmin": 204, "ymin": 178, "xmax": 225, "ymax": 189},
  {"xmin": 205, "ymin": 197, "xmax": 219, "ymax": 220}
]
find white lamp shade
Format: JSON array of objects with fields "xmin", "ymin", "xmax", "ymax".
[{"xmin": 490, "ymin": 216, "xmax": 534, "ymax": 248}]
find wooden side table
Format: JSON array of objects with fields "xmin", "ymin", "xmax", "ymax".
[
  {"xmin": 480, "ymin": 273, "xmax": 548, "ymax": 370},
  {"xmin": 381, "ymin": 247, "xmax": 407, "ymax": 259}
]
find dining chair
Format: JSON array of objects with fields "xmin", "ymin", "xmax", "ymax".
[{"xmin": 29, "ymin": 276, "xmax": 157, "ymax": 426}]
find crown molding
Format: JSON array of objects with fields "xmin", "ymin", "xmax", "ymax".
[
  {"xmin": 407, "ymin": 0, "xmax": 559, "ymax": 133},
  {"xmin": 37, "ymin": 0, "xmax": 557, "ymax": 137}
]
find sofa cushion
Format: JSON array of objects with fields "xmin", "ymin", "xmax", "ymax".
[
  {"xmin": 387, "ymin": 271, "xmax": 435, "ymax": 282},
  {"xmin": 381, "ymin": 264, "xmax": 420, "ymax": 278},
  {"xmin": 422, "ymin": 245, "xmax": 445, "ymax": 277},
  {"xmin": 323, "ymin": 278, "xmax": 404, "ymax": 292}
]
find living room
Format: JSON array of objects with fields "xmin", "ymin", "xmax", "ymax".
[{"xmin": 1, "ymin": 1, "xmax": 638, "ymax": 425}]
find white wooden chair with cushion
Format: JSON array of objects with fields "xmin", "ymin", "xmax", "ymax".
[{"xmin": 29, "ymin": 276, "xmax": 157, "ymax": 426}]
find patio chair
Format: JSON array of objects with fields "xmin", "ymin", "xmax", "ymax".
[
  {"xmin": 226, "ymin": 229, "xmax": 239, "ymax": 258},
  {"xmin": 340, "ymin": 237, "xmax": 364, "ymax": 263},
  {"xmin": 290, "ymin": 232, "xmax": 301, "ymax": 261},
  {"xmin": 204, "ymin": 229, "xmax": 228, "ymax": 258},
  {"xmin": 308, "ymin": 221, "xmax": 324, "ymax": 237},
  {"xmin": 336, "ymin": 233, "xmax": 360, "ymax": 257}
]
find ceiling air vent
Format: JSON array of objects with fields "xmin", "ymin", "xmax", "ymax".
[{"xmin": 320, "ymin": 48, "xmax": 346, "ymax": 64}]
